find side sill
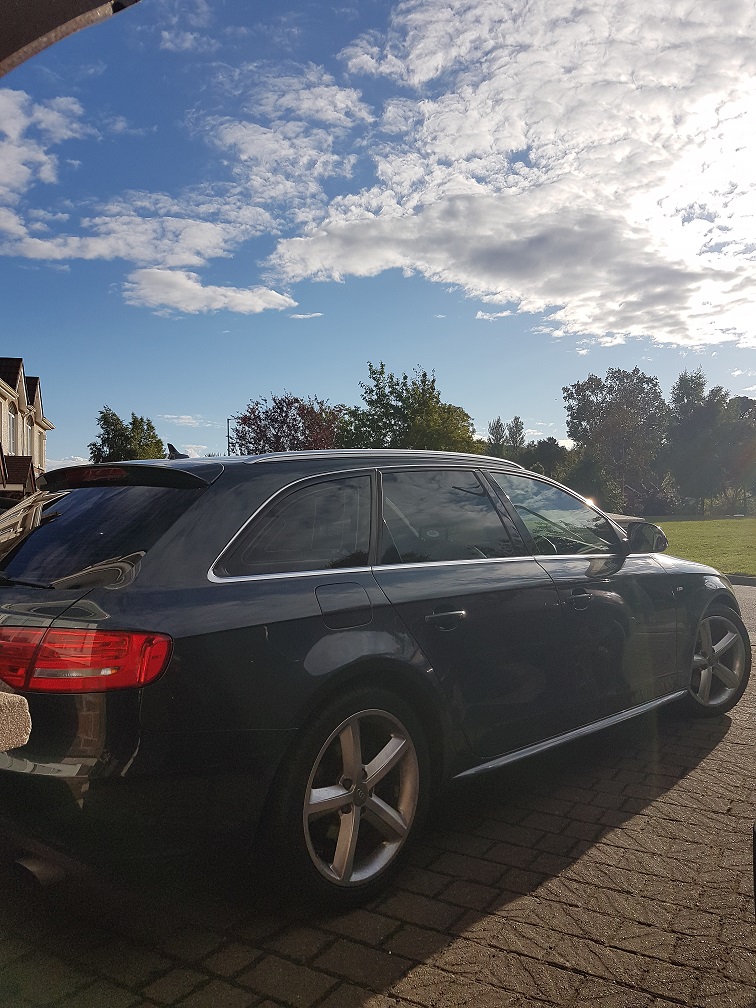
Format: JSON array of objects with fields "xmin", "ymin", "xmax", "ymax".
[{"xmin": 453, "ymin": 691, "xmax": 687, "ymax": 781}]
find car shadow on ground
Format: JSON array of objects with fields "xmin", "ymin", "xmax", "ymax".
[{"xmin": 0, "ymin": 700, "xmax": 746, "ymax": 1008}]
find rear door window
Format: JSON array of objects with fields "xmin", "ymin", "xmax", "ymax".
[
  {"xmin": 380, "ymin": 469, "xmax": 515, "ymax": 564},
  {"xmin": 0, "ymin": 485, "xmax": 203, "ymax": 583},
  {"xmin": 217, "ymin": 475, "xmax": 371, "ymax": 576}
]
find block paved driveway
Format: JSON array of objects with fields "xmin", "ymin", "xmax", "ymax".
[{"xmin": 0, "ymin": 590, "xmax": 754, "ymax": 1008}]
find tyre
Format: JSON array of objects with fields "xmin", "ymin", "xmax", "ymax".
[
  {"xmin": 684, "ymin": 604, "xmax": 751, "ymax": 716},
  {"xmin": 267, "ymin": 686, "xmax": 430, "ymax": 904}
]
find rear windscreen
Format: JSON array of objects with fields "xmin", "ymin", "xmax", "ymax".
[{"xmin": 0, "ymin": 485, "xmax": 203, "ymax": 582}]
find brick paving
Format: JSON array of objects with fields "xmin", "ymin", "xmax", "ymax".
[{"xmin": 0, "ymin": 591, "xmax": 753, "ymax": 1007}]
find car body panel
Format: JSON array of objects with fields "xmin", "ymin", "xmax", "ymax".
[{"xmin": 0, "ymin": 452, "xmax": 748, "ymax": 861}]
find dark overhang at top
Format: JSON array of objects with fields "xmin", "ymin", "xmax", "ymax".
[{"xmin": 0, "ymin": 0, "xmax": 141, "ymax": 78}]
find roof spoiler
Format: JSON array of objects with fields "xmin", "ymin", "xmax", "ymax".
[{"xmin": 39, "ymin": 461, "xmax": 223, "ymax": 491}]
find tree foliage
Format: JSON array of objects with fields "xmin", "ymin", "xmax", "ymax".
[
  {"xmin": 562, "ymin": 367, "xmax": 667, "ymax": 510},
  {"xmin": 88, "ymin": 406, "xmax": 165, "ymax": 463},
  {"xmin": 230, "ymin": 393, "xmax": 342, "ymax": 455},
  {"xmin": 521, "ymin": 437, "xmax": 569, "ymax": 478},
  {"xmin": 339, "ymin": 363, "xmax": 481, "ymax": 453},
  {"xmin": 487, "ymin": 416, "xmax": 506, "ymax": 457},
  {"xmin": 665, "ymin": 369, "xmax": 731, "ymax": 507}
]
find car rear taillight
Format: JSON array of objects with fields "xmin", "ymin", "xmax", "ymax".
[{"xmin": 0, "ymin": 627, "xmax": 172, "ymax": 693}]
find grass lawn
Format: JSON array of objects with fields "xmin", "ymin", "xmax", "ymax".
[{"xmin": 653, "ymin": 518, "xmax": 756, "ymax": 577}]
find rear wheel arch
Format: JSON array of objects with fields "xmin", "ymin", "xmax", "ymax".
[
  {"xmin": 297, "ymin": 659, "xmax": 451, "ymax": 789},
  {"xmin": 262, "ymin": 680, "xmax": 434, "ymax": 903},
  {"xmin": 256, "ymin": 660, "xmax": 450, "ymax": 841}
]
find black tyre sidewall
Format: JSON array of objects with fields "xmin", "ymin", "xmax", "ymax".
[
  {"xmin": 684, "ymin": 604, "xmax": 752, "ymax": 717},
  {"xmin": 267, "ymin": 686, "xmax": 430, "ymax": 905}
]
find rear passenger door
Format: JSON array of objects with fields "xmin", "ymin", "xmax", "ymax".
[{"xmin": 371, "ymin": 467, "xmax": 586, "ymax": 760}]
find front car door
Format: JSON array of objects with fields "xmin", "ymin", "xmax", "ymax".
[{"xmin": 486, "ymin": 472, "xmax": 679, "ymax": 721}]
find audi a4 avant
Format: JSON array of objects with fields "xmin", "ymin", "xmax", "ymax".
[{"xmin": 0, "ymin": 451, "xmax": 750, "ymax": 902}]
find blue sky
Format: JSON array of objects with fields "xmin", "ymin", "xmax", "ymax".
[{"xmin": 2, "ymin": 0, "xmax": 756, "ymax": 465}]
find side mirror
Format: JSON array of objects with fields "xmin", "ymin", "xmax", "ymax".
[{"xmin": 627, "ymin": 520, "xmax": 668, "ymax": 554}]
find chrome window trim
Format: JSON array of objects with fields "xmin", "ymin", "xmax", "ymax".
[
  {"xmin": 208, "ymin": 467, "xmax": 374, "ymax": 581},
  {"xmin": 207, "ymin": 461, "xmax": 619, "ymax": 584},
  {"xmin": 208, "ymin": 556, "xmax": 544, "ymax": 588},
  {"xmin": 208, "ymin": 565, "xmax": 373, "ymax": 584}
]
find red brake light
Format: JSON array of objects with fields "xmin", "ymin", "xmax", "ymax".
[
  {"xmin": 0, "ymin": 628, "xmax": 43, "ymax": 688},
  {"xmin": 0, "ymin": 627, "xmax": 172, "ymax": 693}
]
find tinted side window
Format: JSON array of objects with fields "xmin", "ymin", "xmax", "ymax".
[
  {"xmin": 380, "ymin": 470, "xmax": 514, "ymax": 564},
  {"xmin": 489, "ymin": 473, "xmax": 617, "ymax": 556},
  {"xmin": 220, "ymin": 475, "xmax": 371, "ymax": 576}
]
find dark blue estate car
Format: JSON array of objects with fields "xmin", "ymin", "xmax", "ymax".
[{"xmin": 0, "ymin": 451, "xmax": 750, "ymax": 902}]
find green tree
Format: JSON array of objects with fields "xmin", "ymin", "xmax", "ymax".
[
  {"xmin": 520, "ymin": 437, "xmax": 569, "ymax": 477},
  {"xmin": 88, "ymin": 406, "xmax": 166, "ymax": 462},
  {"xmin": 721, "ymin": 395, "xmax": 756, "ymax": 514},
  {"xmin": 503, "ymin": 416, "xmax": 526, "ymax": 461},
  {"xmin": 559, "ymin": 446, "xmax": 626, "ymax": 512},
  {"xmin": 562, "ymin": 367, "xmax": 667, "ymax": 511},
  {"xmin": 487, "ymin": 416, "xmax": 506, "ymax": 457},
  {"xmin": 666, "ymin": 369, "xmax": 731, "ymax": 512},
  {"xmin": 339, "ymin": 363, "xmax": 481, "ymax": 453},
  {"xmin": 230, "ymin": 392, "xmax": 343, "ymax": 455}
]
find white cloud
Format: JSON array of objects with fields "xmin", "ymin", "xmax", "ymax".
[
  {"xmin": 476, "ymin": 310, "xmax": 512, "ymax": 321},
  {"xmin": 123, "ymin": 268, "xmax": 297, "ymax": 315},
  {"xmin": 180, "ymin": 444, "xmax": 210, "ymax": 457},
  {"xmin": 208, "ymin": 117, "xmax": 356, "ymax": 210},
  {"xmin": 156, "ymin": 0, "xmax": 212, "ymax": 30},
  {"xmin": 290, "ymin": 312, "xmax": 323, "ymax": 319},
  {"xmin": 8, "ymin": 2, "xmax": 756, "ymax": 345},
  {"xmin": 160, "ymin": 31, "xmax": 219, "ymax": 53},
  {"xmin": 238, "ymin": 64, "xmax": 373, "ymax": 128},
  {"xmin": 1, "ymin": 214, "xmax": 255, "ymax": 266},
  {"xmin": 0, "ymin": 90, "xmax": 89, "ymax": 204},
  {"xmin": 269, "ymin": 0, "xmax": 756, "ymax": 348},
  {"xmin": 106, "ymin": 116, "xmax": 154, "ymax": 137},
  {"xmin": 158, "ymin": 414, "xmax": 218, "ymax": 427},
  {"xmin": 596, "ymin": 335, "xmax": 627, "ymax": 348}
]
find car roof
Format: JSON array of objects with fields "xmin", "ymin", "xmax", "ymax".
[
  {"xmin": 40, "ymin": 450, "xmax": 528, "ymax": 491},
  {"xmin": 244, "ymin": 449, "xmax": 524, "ymax": 468},
  {"xmin": 112, "ymin": 448, "xmax": 525, "ymax": 470}
]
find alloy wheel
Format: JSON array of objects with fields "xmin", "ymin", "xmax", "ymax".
[
  {"xmin": 303, "ymin": 708, "xmax": 420, "ymax": 886},
  {"xmin": 690, "ymin": 612, "xmax": 747, "ymax": 708}
]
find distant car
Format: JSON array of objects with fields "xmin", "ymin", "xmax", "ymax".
[{"xmin": 0, "ymin": 451, "xmax": 750, "ymax": 903}]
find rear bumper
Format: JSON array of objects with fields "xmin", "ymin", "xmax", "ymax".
[{"xmin": 0, "ymin": 726, "xmax": 297, "ymax": 860}]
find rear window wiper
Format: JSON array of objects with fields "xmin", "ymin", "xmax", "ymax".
[{"xmin": 0, "ymin": 573, "xmax": 51, "ymax": 590}]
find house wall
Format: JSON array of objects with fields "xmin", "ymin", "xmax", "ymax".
[{"xmin": 0, "ymin": 365, "xmax": 50, "ymax": 478}]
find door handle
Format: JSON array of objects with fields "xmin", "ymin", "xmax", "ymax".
[
  {"xmin": 425, "ymin": 610, "xmax": 466, "ymax": 630},
  {"xmin": 568, "ymin": 589, "xmax": 592, "ymax": 611}
]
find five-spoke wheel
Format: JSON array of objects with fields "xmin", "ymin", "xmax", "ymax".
[
  {"xmin": 687, "ymin": 605, "xmax": 751, "ymax": 715},
  {"xmin": 268, "ymin": 687, "xmax": 428, "ymax": 904}
]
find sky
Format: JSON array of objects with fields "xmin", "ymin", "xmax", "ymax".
[{"xmin": 2, "ymin": 0, "xmax": 756, "ymax": 465}]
